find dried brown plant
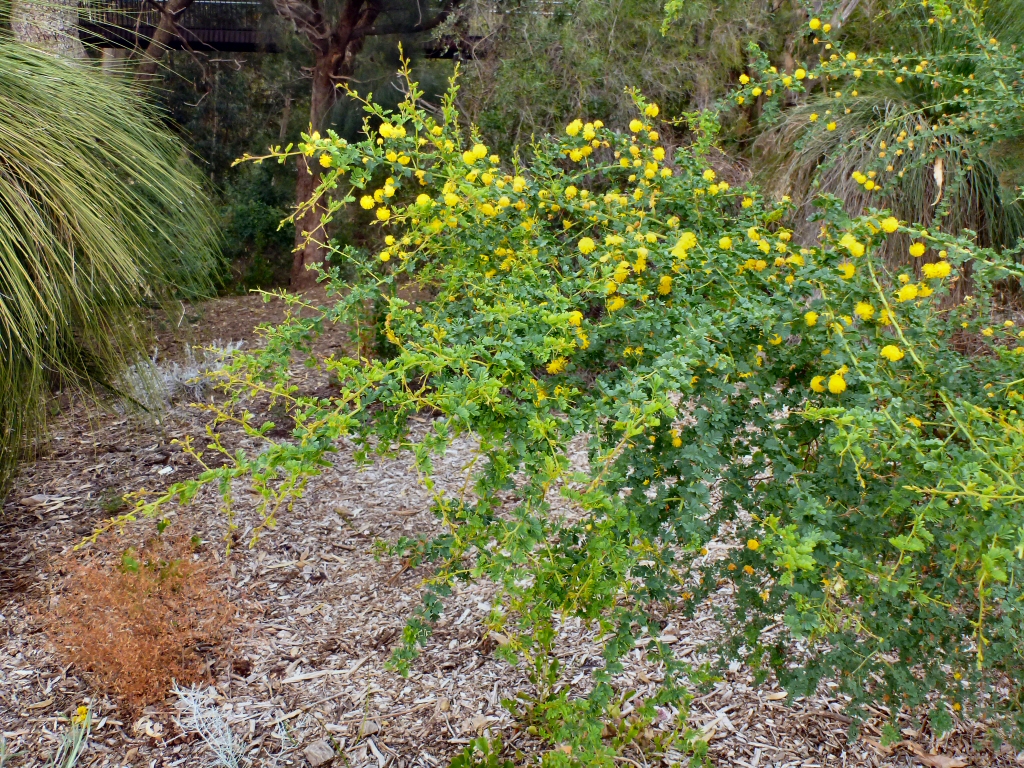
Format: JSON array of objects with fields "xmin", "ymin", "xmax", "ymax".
[{"xmin": 43, "ymin": 539, "xmax": 236, "ymax": 713}]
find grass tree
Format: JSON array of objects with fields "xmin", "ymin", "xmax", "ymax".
[{"xmin": 0, "ymin": 41, "xmax": 220, "ymax": 495}]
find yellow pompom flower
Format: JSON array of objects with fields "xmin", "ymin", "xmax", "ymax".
[
  {"xmin": 828, "ymin": 374, "xmax": 847, "ymax": 394},
  {"xmin": 742, "ymin": 197, "xmax": 754, "ymax": 208},
  {"xmin": 909, "ymin": 242, "xmax": 926, "ymax": 257},
  {"xmin": 376, "ymin": 207, "xmax": 391, "ymax": 221},
  {"xmin": 739, "ymin": 74, "xmax": 750, "ymax": 84},
  {"xmin": 608, "ymin": 296, "xmax": 626, "ymax": 311},
  {"xmin": 629, "ymin": 119, "xmax": 644, "ymax": 133},
  {"xmin": 578, "ymin": 237, "xmax": 596, "ymax": 254},
  {"xmin": 809, "ymin": 113, "xmax": 819, "ymax": 122},
  {"xmin": 881, "ymin": 216, "xmax": 899, "ymax": 233},
  {"xmin": 805, "ymin": 311, "xmax": 819, "ymax": 327},
  {"xmin": 360, "ymin": 195, "xmax": 375, "ymax": 210},
  {"xmin": 896, "ymin": 284, "xmax": 919, "ymax": 302},
  {"xmin": 719, "ymin": 236, "xmax": 733, "ymax": 250},
  {"xmin": 838, "ymin": 262, "xmax": 856, "ymax": 279},
  {"xmin": 880, "ymin": 344, "xmax": 904, "ymax": 362},
  {"xmin": 565, "ymin": 119, "xmax": 583, "ymax": 137},
  {"xmin": 462, "ymin": 150, "xmax": 477, "ymax": 164},
  {"xmin": 645, "ymin": 103, "xmax": 660, "ymax": 117},
  {"xmin": 747, "ymin": 539, "xmax": 760, "ymax": 551},
  {"xmin": 827, "ymin": 121, "xmax": 837, "ymax": 131},
  {"xmin": 416, "ymin": 193, "xmax": 431, "ymax": 206},
  {"xmin": 811, "ymin": 375, "xmax": 826, "ymax": 392},
  {"xmin": 546, "ymin": 357, "xmax": 568, "ymax": 375},
  {"xmin": 702, "ymin": 169, "xmax": 717, "ymax": 182},
  {"xmin": 751, "ymin": 87, "xmax": 763, "ymax": 97},
  {"xmin": 809, "ymin": 17, "xmax": 821, "ymax": 29},
  {"xmin": 795, "ymin": 68, "xmax": 807, "ymax": 80},
  {"xmin": 922, "ymin": 261, "xmax": 951, "ymax": 279},
  {"xmin": 671, "ymin": 231, "xmax": 697, "ymax": 257},
  {"xmin": 568, "ymin": 311, "xmax": 583, "ymax": 326},
  {"xmin": 854, "ymin": 301, "xmax": 875, "ymax": 320},
  {"xmin": 444, "ymin": 192, "xmax": 460, "ymax": 207},
  {"xmin": 658, "ymin": 275, "xmax": 673, "ymax": 295}
]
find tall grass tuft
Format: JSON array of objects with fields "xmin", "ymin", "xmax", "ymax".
[{"xmin": 0, "ymin": 41, "xmax": 220, "ymax": 495}]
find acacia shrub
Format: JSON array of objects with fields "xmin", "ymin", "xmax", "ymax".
[{"xmin": 122, "ymin": 70, "xmax": 1024, "ymax": 761}]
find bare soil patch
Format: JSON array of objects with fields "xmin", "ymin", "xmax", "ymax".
[{"xmin": 1, "ymin": 293, "xmax": 1019, "ymax": 767}]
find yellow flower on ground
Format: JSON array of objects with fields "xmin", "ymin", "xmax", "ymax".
[
  {"xmin": 739, "ymin": 74, "xmax": 750, "ymax": 84},
  {"xmin": 839, "ymin": 233, "xmax": 865, "ymax": 257},
  {"xmin": 719, "ymin": 236, "xmax": 733, "ymax": 250},
  {"xmin": 827, "ymin": 121, "xmax": 837, "ymax": 131},
  {"xmin": 880, "ymin": 344, "xmax": 904, "ymax": 361},
  {"xmin": 565, "ymin": 119, "xmax": 583, "ymax": 136},
  {"xmin": 671, "ymin": 231, "xmax": 697, "ymax": 257},
  {"xmin": 982, "ymin": 327, "xmax": 995, "ymax": 337},
  {"xmin": 828, "ymin": 374, "xmax": 847, "ymax": 394},
  {"xmin": 568, "ymin": 311, "xmax": 583, "ymax": 326},
  {"xmin": 578, "ymin": 237, "xmax": 596, "ymax": 254},
  {"xmin": 908, "ymin": 416, "xmax": 923, "ymax": 428},
  {"xmin": 896, "ymin": 284, "xmax": 919, "ymax": 302},
  {"xmin": 416, "ymin": 193, "xmax": 431, "ymax": 206},
  {"xmin": 752, "ymin": 87, "xmax": 763, "ymax": 97},
  {"xmin": 809, "ymin": 17, "xmax": 821, "ymax": 29},
  {"xmin": 811, "ymin": 375, "xmax": 826, "ymax": 392},
  {"xmin": 742, "ymin": 197, "xmax": 754, "ymax": 208},
  {"xmin": 702, "ymin": 169, "xmax": 717, "ymax": 181},
  {"xmin": 909, "ymin": 242, "xmax": 926, "ymax": 257},
  {"xmin": 795, "ymin": 68, "xmax": 807, "ymax": 80},
  {"xmin": 881, "ymin": 216, "xmax": 899, "ymax": 233}
]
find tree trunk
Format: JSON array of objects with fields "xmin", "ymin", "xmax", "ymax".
[
  {"xmin": 290, "ymin": 59, "xmax": 338, "ymax": 289},
  {"xmin": 134, "ymin": 0, "xmax": 196, "ymax": 81},
  {"xmin": 11, "ymin": 0, "xmax": 87, "ymax": 59}
]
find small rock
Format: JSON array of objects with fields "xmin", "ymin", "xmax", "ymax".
[{"xmin": 303, "ymin": 739, "xmax": 335, "ymax": 767}]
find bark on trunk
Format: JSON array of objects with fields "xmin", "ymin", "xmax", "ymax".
[
  {"xmin": 290, "ymin": 61, "xmax": 338, "ymax": 288},
  {"xmin": 11, "ymin": 0, "xmax": 87, "ymax": 59},
  {"xmin": 134, "ymin": 0, "xmax": 196, "ymax": 81}
]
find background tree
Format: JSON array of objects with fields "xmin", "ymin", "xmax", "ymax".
[{"xmin": 272, "ymin": 0, "xmax": 462, "ymax": 286}]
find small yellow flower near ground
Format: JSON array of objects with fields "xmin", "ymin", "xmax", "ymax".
[
  {"xmin": 565, "ymin": 119, "xmax": 583, "ymax": 136},
  {"xmin": 416, "ymin": 193, "xmax": 431, "ymax": 206},
  {"xmin": 719, "ymin": 236, "xmax": 733, "ymax": 250},
  {"xmin": 909, "ymin": 242, "xmax": 926, "ymax": 257},
  {"xmin": 747, "ymin": 539, "xmax": 760, "ymax": 551},
  {"xmin": 629, "ymin": 119, "xmax": 643, "ymax": 133},
  {"xmin": 739, "ymin": 74, "xmax": 750, "ymax": 84},
  {"xmin": 444, "ymin": 193, "xmax": 460, "ymax": 207},
  {"xmin": 360, "ymin": 195, "xmax": 375, "ymax": 209},
  {"xmin": 828, "ymin": 374, "xmax": 847, "ymax": 394},
  {"xmin": 982, "ymin": 327, "xmax": 995, "ymax": 337},
  {"xmin": 578, "ymin": 237, "xmax": 596, "ymax": 254},
  {"xmin": 462, "ymin": 150, "xmax": 477, "ymax": 164},
  {"xmin": 379, "ymin": 251, "xmax": 391, "ymax": 262},
  {"xmin": 645, "ymin": 103, "xmax": 659, "ymax": 117},
  {"xmin": 795, "ymin": 68, "xmax": 807, "ymax": 80},
  {"xmin": 742, "ymin": 197, "xmax": 754, "ymax": 208},
  {"xmin": 922, "ymin": 261, "xmax": 951, "ymax": 279},
  {"xmin": 855, "ymin": 302, "xmax": 875, "ymax": 320},
  {"xmin": 908, "ymin": 416, "xmax": 923, "ymax": 428},
  {"xmin": 809, "ymin": 17, "xmax": 821, "ymax": 29},
  {"xmin": 805, "ymin": 311, "xmax": 819, "ymax": 326},
  {"xmin": 880, "ymin": 344, "xmax": 904, "ymax": 361},
  {"xmin": 546, "ymin": 357, "xmax": 567, "ymax": 374},
  {"xmin": 702, "ymin": 169, "xmax": 716, "ymax": 182},
  {"xmin": 896, "ymin": 284, "xmax": 919, "ymax": 302},
  {"xmin": 811, "ymin": 375, "xmax": 826, "ymax": 392},
  {"xmin": 658, "ymin": 275, "xmax": 673, "ymax": 295},
  {"xmin": 608, "ymin": 296, "xmax": 626, "ymax": 311},
  {"xmin": 827, "ymin": 121, "xmax": 837, "ymax": 131},
  {"xmin": 319, "ymin": 153, "xmax": 333, "ymax": 168},
  {"xmin": 671, "ymin": 231, "xmax": 697, "ymax": 256},
  {"xmin": 823, "ymin": 23, "xmax": 831, "ymax": 32},
  {"xmin": 376, "ymin": 207, "xmax": 391, "ymax": 221},
  {"xmin": 881, "ymin": 216, "xmax": 899, "ymax": 233},
  {"xmin": 672, "ymin": 434, "xmax": 683, "ymax": 448},
  {"xmin": 752, "ymin": 87, "xmax": 763, "ymax": 97},
  {"xmin": 838, "ymin": 262, "xmax": 856, "ymax": 279},
  {"xmin": 568, "ymin": 311, "xmax": 583, "ymax": 326},
  {"xmin": 747, "ymin": 226, "xmax": 760, "ymax": 241}
]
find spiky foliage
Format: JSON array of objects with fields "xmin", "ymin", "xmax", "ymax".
[
  {"xmin": 750, "ymin": 0, "xmax": 1024, "ymax": 263},
  {"xmin": 0, "ymin": 41, "xmax": 220, "ymax": 494}
]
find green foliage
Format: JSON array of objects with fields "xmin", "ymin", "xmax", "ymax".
[
  {"xmin": 0, "ymin": 41, "xmax": 219, "ymax": 494},
  {"xmin": 462, "ymin": 0, "xmax": 792, "ymax": 153},
  {"xmin": 116, "ymin": 66, "xmax": 1024, "ymax": 758},
  {"xmin": 745, "ymin": 0, "xmax": 1024, "ymax": 257}
]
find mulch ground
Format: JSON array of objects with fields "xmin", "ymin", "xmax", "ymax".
[{"xmin": 1, "ymin": 292, "xmax": 1021, "ymax": 768}]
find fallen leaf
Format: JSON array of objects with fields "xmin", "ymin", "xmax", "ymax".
[
  {"xmin": 906, "ymin": 741, "xmax": 967, "ymax": 768},
  {"xmin": 25, "ymin": 697, "xmax": 54, "ymax": 710},
  {"xmin": 766, "ymin": 691, "xmax": 788, "ymax": 701}
]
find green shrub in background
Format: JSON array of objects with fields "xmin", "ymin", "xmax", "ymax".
[
  {"xmin": 745, "ymin": 0, "xmax": 1024, "ymax": 263},
  {"xmin": 0, "ymin": 41, "xmax": 219, "ymax": 495},
  {"xmin": 115, "ymin": 65, "xmax": 1024, "ymax": 763}
]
